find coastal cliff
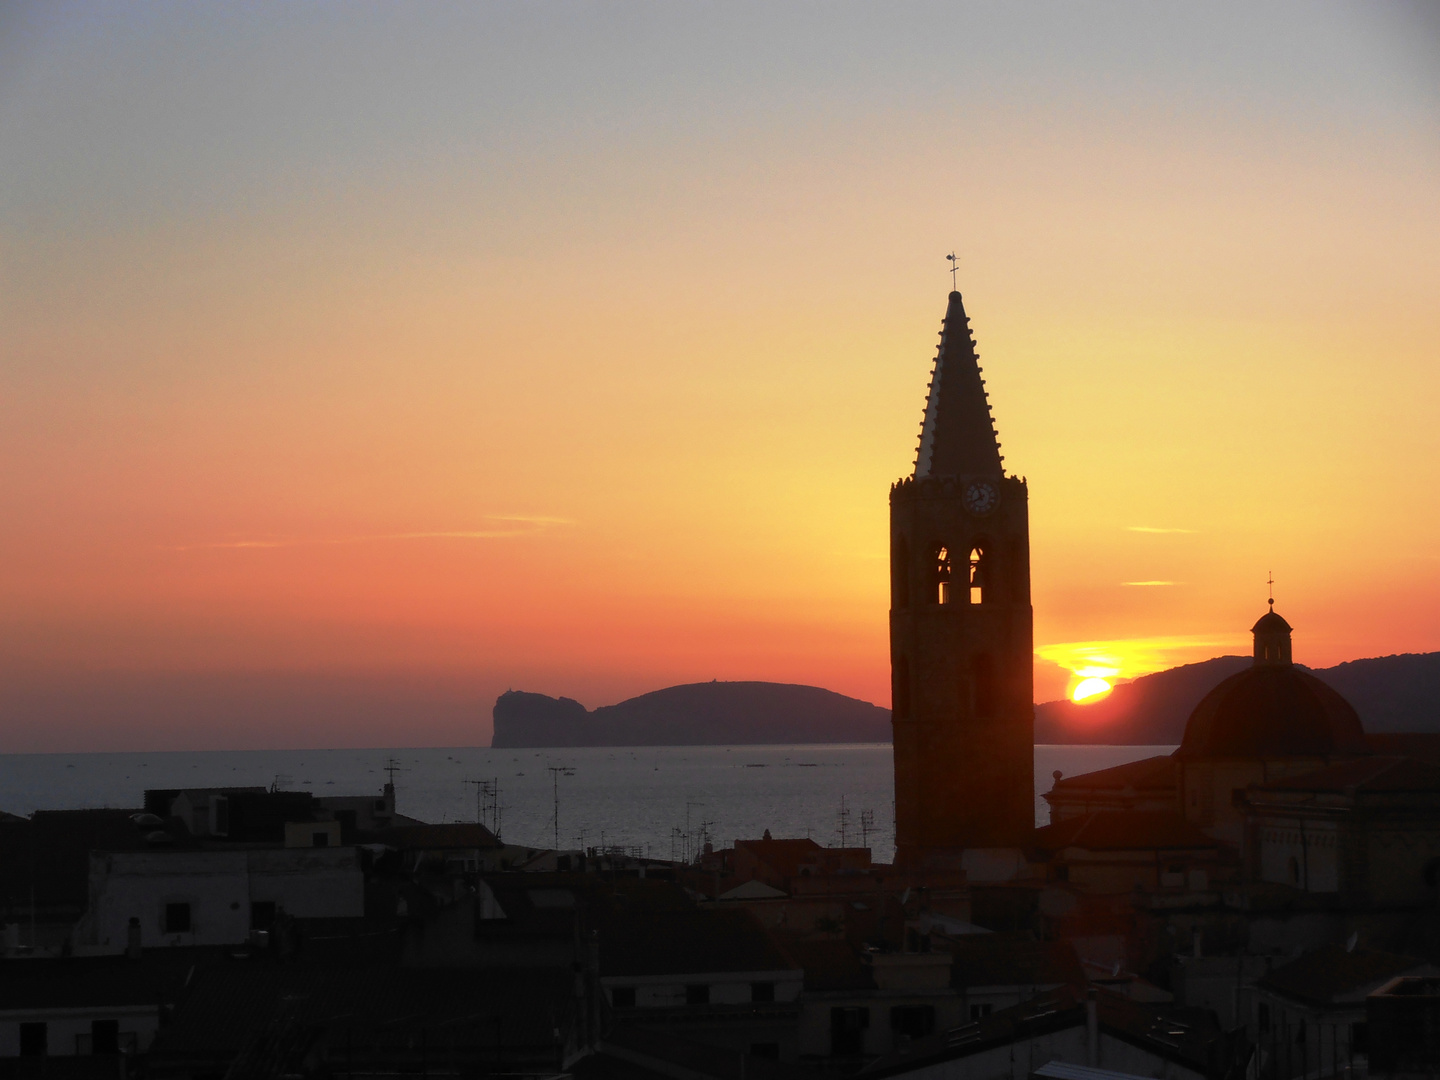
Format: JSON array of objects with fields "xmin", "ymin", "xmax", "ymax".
[{"xmin": 491, "ymin": 681, "xmax": 891, "ymax": 748}]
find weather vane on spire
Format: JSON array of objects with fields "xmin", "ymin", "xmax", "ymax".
[
  {"xmin": 947, "ymin": 251, "xmax": 959, "ymax": 291},
  {"xmin": 1267, "ymin": 571, "xmax": 1275, "ymax": 608}
]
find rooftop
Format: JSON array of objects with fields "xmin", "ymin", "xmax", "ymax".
[
  {"xmin": 1253, "ymin": 756, "xmax": 1440, "ymax": 795},
  {"xmin": 1047, "ymin": 756, "xmax": 1176, "ymax": 796},
  {"xmin": 860, "ymin": 986, "xmax": 1223, "ymax": 1079},
  {"xmin": 598, "ymin": 905, "xmax": 796, "ymax": 979},
  {"xmin": 1258, "ymin": 945, "xmax": 1435, "ymax": 1006},
  {"xmin": 947, "ymin": 935, "xmax": 1085, "ymax": 991},
  {"xmin": 1033, "ymin": 812, "xmax": 1218, "ymax": 853}
]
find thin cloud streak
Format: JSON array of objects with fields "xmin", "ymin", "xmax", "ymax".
[
  {"xmin": 170, "ymin": 517, "xmax": 574, "ymax": 552},
  {"xmin": 1122, "ymin": 580, "xmax": 1179, "ymax": 587}
]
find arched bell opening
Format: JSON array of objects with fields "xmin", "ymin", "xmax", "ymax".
[
  {"xmin": 932, "ymin": 546, "xmax": 953, "ymax": 605},
  {"xmin": 968, "ymin": 546, "xmax": 986, "ymax": 605}
]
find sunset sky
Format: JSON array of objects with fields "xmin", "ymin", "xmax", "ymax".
[{"xmin": 2, "ymin": 3, "xmax": 1437, "ymax": 751}]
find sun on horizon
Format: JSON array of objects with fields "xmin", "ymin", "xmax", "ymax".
[{"xmin": 1068, "ymin": 663, "xmax": 1119, "ymax": 703}]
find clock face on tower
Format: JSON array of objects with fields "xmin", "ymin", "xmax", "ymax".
[{"xmin": 963, "ymin": 480, "xmax": 999, "ymax": 516}]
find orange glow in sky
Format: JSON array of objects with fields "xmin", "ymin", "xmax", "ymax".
[{"xmin": 0, "ymin": 5, "xmax": 1436, "ymax": 751}]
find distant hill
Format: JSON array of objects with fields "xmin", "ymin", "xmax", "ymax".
[
  {"xmin": 491, "ymin": 681, "xmax": 891, "ymax": 748},
  {"xmin": 1033, "ymin": 657, "xmax": 1250, "ymax": 744},
  {"xmin": 1035, "ymin": 652, "xmax": 1440, "ymax": 744},
  {"xmin": 494, "ymin": 653, "xmax": 1440, "ymax": 748}
]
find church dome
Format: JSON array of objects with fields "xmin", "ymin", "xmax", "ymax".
[{"xmin": 1176, "ymin": 606, "xmax": 1366, "ymax": 759}]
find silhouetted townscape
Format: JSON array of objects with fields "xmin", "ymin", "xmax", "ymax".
[
  {"xmin": 5, "ymin": 8, "xmax": 1437, "ymax": 1080},
  {"xmin": 5, "ymin": 288, "xmax": 1440, "ymax": 1080}
]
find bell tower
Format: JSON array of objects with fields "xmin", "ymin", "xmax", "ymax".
[{"xmin": 890, "ymin": 290, "xmax": 1034, "ymax": 865}]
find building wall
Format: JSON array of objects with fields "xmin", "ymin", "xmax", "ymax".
[
  {"xmin": 74, "ymin": 848, "xmax": 363, "ymax": 953},
  {"xmin": 1252, "ymin": 992, "xmax": 1366, "ymax": 1080},
  {"xmin": 604, "ymin": 972, "xmax": 803, "ymax": 1009},
  {"xmin": 796, "ymin": 991, "xmax": 967, "ymax": 1059},
  {"xmin": 1364, "ymin": 826, "xmax": 1440, "ymax": 907},
  {"xmin": 0, "ymin": 1006, "xmax": 161, "ymax": 1058},
  {"xmin": 1170, "ymin": 954, "xmax": 1273, "ymax": 1032},
  {"xmin": 1255, "ymin": 820, "xmax": 1342, "ymax": 893},
  {"xmin": 247, "ymin": 848, "xmax": 363, "ymax": 918},
  {"xmin": 1246, "ymin": 804, "xmax": 1440, "ymax": 906},
  {"xmin": 1182, "ymin": 758, "xmax": 1335, "ymax": 847},
  {"xmin": 891, "ymin": 475, "xmax": 1033, "ymax": 858}
]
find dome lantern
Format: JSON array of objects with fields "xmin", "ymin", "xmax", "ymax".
[{"xmin": 1252, "ymin": 602, "xmax": 1293, "ymax": 667}]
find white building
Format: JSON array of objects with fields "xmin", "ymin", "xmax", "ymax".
[{"xmin": 72, "ymin": 846, "xmax": 364, "ymax": 954}]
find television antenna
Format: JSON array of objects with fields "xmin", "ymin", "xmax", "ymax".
[
  {"xmin": 462, "ymin": 778, "xmax": 503, "ymax": 839},
  {"xmin": 547, "ymin": 767, "xmax": 574, "ymax": 851},
  {"xmin": 859, "ymin": 808, "xmax": 875, "ymax": 850}
]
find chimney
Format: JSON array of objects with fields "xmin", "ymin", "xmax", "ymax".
[
  {"xmin": 125, "ymin": 917, "xmax": 142, "ymax": 960},
  {"xmin": 1085, "ymin": 988, "xmax": 1098, "ymax": 1067}
]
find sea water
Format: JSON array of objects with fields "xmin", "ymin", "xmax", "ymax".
[{"xmin": 0, "ymin": 744, "xmax": 1173, "ymax": 862}]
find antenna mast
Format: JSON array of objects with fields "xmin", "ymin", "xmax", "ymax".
[
  {"xmin": 547, "ymin": 766, "xmax": 574, "ymax": 851},
  {"xmin": 462, "ymin": 778, "xmax": 502, "ymax": 839}
]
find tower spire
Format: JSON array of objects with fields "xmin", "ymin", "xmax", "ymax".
[{"xmin": 914, "ymin": 289, "xmax": 1004, "ymax": 480}]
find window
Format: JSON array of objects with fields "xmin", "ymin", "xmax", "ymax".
[
  {"xmin": 1054, "ymin": 864, "xmax": 1069, "ymax": 882},
  {"xmin": 933, "ymin": 546, "xmax": 953, "ymax": 604},
  {"xmin": 750, "ymin": 1043, "xmax": 780, "ymax": 1060},
  {"xmin": 20, "ymin": 1022, "xmax": 47, "ymax": 1057},
  {"xmin": 312, "ymin": 831, "xmax": 330, "ymax": 848},
  {"xmin": 91, "ymin": 1020, "xmax": 119, "ymax": 1056},
  {"xmin": 1351, "ymin": 1021, "xmax": 1370, "ymax": 1055},
  {"xmin": 250, "ymin": 901, "xmax": 277, "ymax": 930},
  {"xmin": 892, "ymin": 535, "xmax": 910, "ymax": 608},
  {"xmin": 1258, "ymin": 1003, "xmax": 1271, "ymax": 1034},
  {"xmin": 970, "ymin": 1003, "xmax": 993, "ymax": 1021},
  {"xmin": 610, "ymin": 986, "xmax": 636, "ymax": 1008},
  {"xmin": 892, "ymin": 656, "xmax": 911, "ymax": 719},
  {"xmin": 972, "ymin": 654, "xmax": 997, "ymax": 717},
  {"xmin": 685, "ymin": 984, "xmax": 710, "ymax": 1005},
  {"xmin": 335, "ymin": 809, "xmax": 357, "ymax": 838},
  {"xmin": 968, "ymin": 546, "xmax": 985, "ymax": 604},
  {"xmin": 214, "ymin": 797, "xmax": 230, "ymax": 836},
  {"xmin": 830, "ymin": 1007, "xmax": 869, "ymax": 1056},
  {"xmin": 890, "ymin": 1005, "xmax": 935, "ymax": 1039},
  {"xmin": 164, "ymin": 902, "xmax": 192, "ymax": 934},
  {"xmin": 1288, "ymin": 856, "xmax": 1301, "ymax": 885},
  {"xmin": 751, "ymin": 982, "xmax": 775, "ymax": 1003}
]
